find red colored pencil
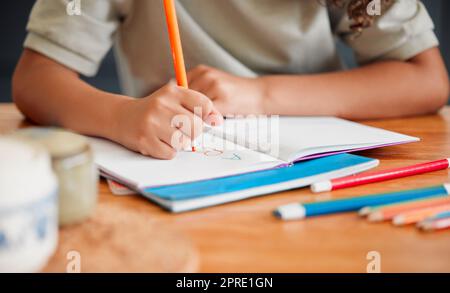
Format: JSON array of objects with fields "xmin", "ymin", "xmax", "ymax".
[{"xmin": 311, "ymin": 158, "xmax": 450, "ymax": 193}]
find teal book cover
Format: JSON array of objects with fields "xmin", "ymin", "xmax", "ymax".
[{"xmin": 143, "ymin": 153, "xmax": 378, "ymax": 203}]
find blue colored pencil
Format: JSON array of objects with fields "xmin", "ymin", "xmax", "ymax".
[{"xmin": 274, "ymin": 183, "xmax": 450, "ymax": 221}]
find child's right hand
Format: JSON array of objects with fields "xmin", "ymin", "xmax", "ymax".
[{"xmin": 113, "ymin": 83, "xmax": 223, "ymax": 159}]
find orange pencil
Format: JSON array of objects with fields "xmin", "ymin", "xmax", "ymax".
[
  {"xmin": 163, "ymin": 0, "xmax": 188, "ymax": 88},
  {"xmin": 163, "ymin": 0, "xmax": 195, "ymax": 151},
  {"xmin": 392, "ymin": 204, "xmax": 450, "ymax": 226},
  {"xmin": 367, "ymin": 196, "xmax": 450, "ymax": 222}
]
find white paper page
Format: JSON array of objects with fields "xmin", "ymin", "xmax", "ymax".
[
  {"xmin": 89, "ymin": 133, "xmax": 281, "ymax": 189},
  {"xmin": 212, "ymin": 117, "xmax": 419, "ymax": 162}
]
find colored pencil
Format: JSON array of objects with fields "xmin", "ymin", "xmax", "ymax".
[
  {"xmin": 163, "ymin": 0, "xmax": 196, "ymax": 152},
  {"xmin": 392, "ymin": 205, "xmax": 450, "ymax": 226},
  {"xmin": 163, "ymin": 0, "xmax": 188, "ymax": 88},
  {"xmin": 423, "ymin": 210, "xmax": 450, "ymax": 221},
  {"xmin": 418, "ymin": 217, "xmax": 450, "ymax": 231},
  {"xmin": 274, "ymin": 183, "xmax": 450, "ymax": 221},
  {"xmin": 358, "ymin": 194, "xmax": 448, "ymax": 216},
  {"xmin": 311, "ymin": 158, "xmax": 450, "ymax": 193},
  {"xmin": 417, "ymin": 212, "xmax": 450, "ymax": 227},
  {"xmin": 417, "ymin": 217, "xmax": 450, "ymax": 231},
  {"xmin": 367, "ymin": 196, "xmax": 450, "ymax": 222}
]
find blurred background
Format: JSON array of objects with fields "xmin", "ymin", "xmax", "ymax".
[{"xmin": 0, "ymin": 0, "xmax": 449, "ymax": 103}]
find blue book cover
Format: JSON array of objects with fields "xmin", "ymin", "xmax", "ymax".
[{"xmin": 141, "ymin": 154, "xmax": 379, "ymax": 212}]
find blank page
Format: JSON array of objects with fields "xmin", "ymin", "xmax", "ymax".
[{"xmin": 212, "ymin": 117, "xmax": 419, "ymax": 162}]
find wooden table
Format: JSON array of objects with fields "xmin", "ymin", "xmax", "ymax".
[{"xmin": 1, "ymin": 103, "xmax": 449, "ymax": 272}]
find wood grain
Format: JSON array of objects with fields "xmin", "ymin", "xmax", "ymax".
[
  {"xmin": 1, "ymin": 103, "xmax": 449, "ymax": 272},
  {"xmin": 43, "ymin": 201, "xmax": 199, "ymax": 273}
]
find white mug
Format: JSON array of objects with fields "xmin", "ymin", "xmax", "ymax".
[{"xmin": 0, "ymin": 137, "xmax": 58, "ymax": 272}]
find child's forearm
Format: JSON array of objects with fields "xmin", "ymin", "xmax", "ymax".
[
  {"xmin": 262, "ymin": 48, "xmax": 449, "ymax": 119},
  {"xmin": 13, "ymin": 49, "xmax": 133, "ymax": 140}
]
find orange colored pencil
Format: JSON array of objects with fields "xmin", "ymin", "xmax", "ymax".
[
  {"xmin": 163, "ymin": 0, "xmax": 188, "ymax": 88},
  {"xmin": 392, "ymin": 205, "xmax": 450, "ymax": 226},
  {"xmin": 163, "ymin": 0, "xmax": 196, "ymax": 151},
  {"xmin": 367, "ymin": 196, "xmax": 450, "ymax": 222}
]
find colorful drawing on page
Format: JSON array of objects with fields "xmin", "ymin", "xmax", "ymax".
[
  {"xmin": 198, "ymin": 148, "xmax": 242, "ymax": 161},
  {"xmin": 223, "ymin": 153, "xmax": 242, "ymax": 161},
  {"xmin": 202, "ymin": 148, "xmax": 224, "ymax": 157}
]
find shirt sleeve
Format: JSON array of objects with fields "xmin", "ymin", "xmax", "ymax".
[
  {"xmin": 24, "ymin": 0, "xmax": 120, "ymax": 76},
  {"xmin": 335, "ymin": 0, "xmax": 439, "ymax": 64}
]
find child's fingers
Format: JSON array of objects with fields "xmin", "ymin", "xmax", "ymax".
[
  {"xmin": 170, "ymin": 106, "xmax": 204, "ymax": 139},
  {"xmin": 156, "ymin": 139, "xmax": 178, "ymax": 160},
  {"xmin": 186, "ymin": 65, "xmax": 211, "ymax": 84},
  {"xmin": 187, "ymin": 66, "xmax": 223, "ymax": 100},
  {"xmin": 160, "ymin": 127, "xmax": 192, "ymax": 151},
  {"xmin": 179, "ymin": 89, "xmax": 216, "ymax": 119},
  {"xmin": 210, "ymin": 99, "xmax": 229, "ymax": 117},
  {"xmin": 181, "ymin": 94, "xmax": 223, "ymax": 127},
  {"xmin": 188, "ymin": 77, "xmax": 212, "ymax": 96},
  {"xmin": 204, "ymin": 108, "xmax": 224, "ymax": 126},
  {"xmin": 138, "ymin": 136, "xmax": 176, "ymax": 160}
]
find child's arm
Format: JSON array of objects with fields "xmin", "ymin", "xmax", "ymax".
[
  {"xmin": 13, "ymin": 49, "xmax": 222, "ymax": 159},
  {"xmin": 263, "ymin": 47, "xmax": 449, "ymax": 119},
  {"xmin": 187, "ymin": 47, "xmax": 449, "ymax": 119}
]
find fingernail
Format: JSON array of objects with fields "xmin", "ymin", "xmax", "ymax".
[
  {"xmin": 182, "ymin": 142, "xmax": 192, "ymax": 151},
  {"xmin": 205, "ymin": 114, "xmax": 223, "ymax": 126}
]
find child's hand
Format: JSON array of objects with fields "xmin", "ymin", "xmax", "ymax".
[
  {"xmin": 187, "ymin": 65, "xmax": 266, "ymax": 115},
  {"xmin": 114, "ymin": 83, "xmax": 223, "ymax": 159}
]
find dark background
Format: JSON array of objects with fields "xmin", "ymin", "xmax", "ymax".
[{"xmin": 1, "ymin": 0, "xmax": 448, "ymax": 103}]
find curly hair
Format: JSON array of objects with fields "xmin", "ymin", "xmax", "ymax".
[{"xmin": 328, "ymin": 0, "xmax": 394, "ymax": 33}]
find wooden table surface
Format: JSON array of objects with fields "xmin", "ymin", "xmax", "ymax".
[{"xmin": 1, "ymin": 103, "xmax": 450, "ymax": 273}]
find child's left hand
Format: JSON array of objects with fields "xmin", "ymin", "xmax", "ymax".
[{"xmin": 187, "ymin": 65, "xmax": 266, "ymax": 116}]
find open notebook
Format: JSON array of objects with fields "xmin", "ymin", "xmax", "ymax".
[
  {"xmin": 141, "ymin": 154, "xmax": 379, "ymax": 212},
  {"xmin": 105, "ymin": 154, "xmax": 379, "ymax": 212},
  {"xmin": 90, "ymin": 116, "xmax": 418, "ymax": 190}
]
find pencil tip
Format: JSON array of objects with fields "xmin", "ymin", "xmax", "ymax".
[
  {"xmin": 358, "ymin": 207, "xmax": 370, "ymax": 217},
  {"xmin": 273, "ymin": 210, "xmax": 282, "ymax": 219},
  {"xmin": 368, "ymin": 212, "xmax": 383, "ymax": 222},
  {"xmin": 392, "ymin": 216, "xmax": 404, "ymax": 226}
]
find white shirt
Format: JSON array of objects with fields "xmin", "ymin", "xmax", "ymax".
[{"xmin": 24, "ymin": 0, "xmax": 438, "ymax": 97}]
